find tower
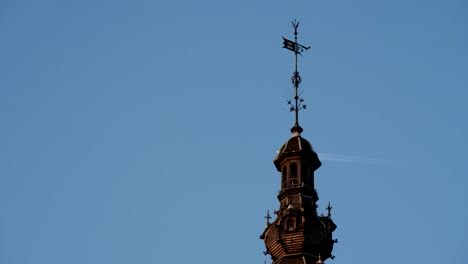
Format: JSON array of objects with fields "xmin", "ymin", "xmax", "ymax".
[{"xmin": 260, "ymin": 21, "xmax": 337, "ymax": 264}]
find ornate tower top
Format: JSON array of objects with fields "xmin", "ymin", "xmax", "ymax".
[
  {"xmin": 282, "ymin": 20, "xmax": 310, "ymax": 136},
  {"xmin": 260, "ymin": 21, "xmax": 337, "ymax": 264}
]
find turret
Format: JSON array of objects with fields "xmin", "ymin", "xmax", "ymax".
[{"xmin": 260, "ymin": 21, "xmax": 337, "ymax": 264}]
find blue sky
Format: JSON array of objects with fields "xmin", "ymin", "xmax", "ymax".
[{"xmin": 0, "ymin": 1, "xmax": 467, "ymax": 263}]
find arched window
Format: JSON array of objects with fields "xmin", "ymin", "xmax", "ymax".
[
  {"xmin": 289, "ymin": 163, "xmax": 298, "ymax": 187},
  {"xmin": 289, "ymin": 163, "xmax": 297, "ymax": 179},
  {"xmin": 281, "ymin": 166, "xmax": 287, "ymax": 188}
]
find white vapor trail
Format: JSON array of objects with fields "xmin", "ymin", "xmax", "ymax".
[{"xmin": 318, "ymin": 153, "xmax": 402, "ymax": 166}]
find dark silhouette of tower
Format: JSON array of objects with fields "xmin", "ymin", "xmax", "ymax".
[{"xmin": 260, "ymin": 21, "xmax": 337, "ymax": 264}]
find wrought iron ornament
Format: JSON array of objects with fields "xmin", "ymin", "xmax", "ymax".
[{"xmin": 282, "ymin": 20, "xmax": 310, "ymax": 133}]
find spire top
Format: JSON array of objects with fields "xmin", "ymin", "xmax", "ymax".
[{"xmin": 282, "ymin": 20, "xmax": 310, "ymax": 135}]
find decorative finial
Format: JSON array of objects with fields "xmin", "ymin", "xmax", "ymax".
[
  {"xmin": 316, "ymin": 253, "xmax": 323, "ymax": 264},
  {"xmin": 265, "ymin": 210, "xmax": 271, "ymax": 226},
  {"xmin": 326, "ymin": 202, "xmax": 333, "ymax": 217},
  {"xmin": 282, "ymin": 20, "xmax": 310, "ymax": 135}
]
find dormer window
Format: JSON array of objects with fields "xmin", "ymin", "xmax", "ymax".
[{"xmin": 286, "ymin": 216, "xmax": 296, "ymax": 231}]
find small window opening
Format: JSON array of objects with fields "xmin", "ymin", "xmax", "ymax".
[{"xmin": 286, "ymin": 217, "xmax": 295, "ymax": 231}]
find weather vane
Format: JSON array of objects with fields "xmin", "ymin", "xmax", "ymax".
[{"xmin": 282, "ymin": 20, "xmax": 310, "ymax": 134}]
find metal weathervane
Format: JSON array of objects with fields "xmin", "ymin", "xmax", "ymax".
[{"xmin": 282, "ymin": 20, "xmax": 310, "ymax": 133}]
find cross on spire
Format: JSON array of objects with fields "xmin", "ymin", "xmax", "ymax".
[
  {"xmin": 265, "ymin": 210, "xmax": 271, "ymax": 226},
  {"xmin": 326, "ymin": 202, "xmax": 333, "ymax": 217}
]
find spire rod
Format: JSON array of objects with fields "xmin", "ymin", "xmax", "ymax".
[{"xmin": 283, "ymin": 20, "xmax": 310, "ymax": 135}]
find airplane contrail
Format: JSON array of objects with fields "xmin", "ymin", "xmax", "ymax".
[
  {"xmin": 275, "ymin": 151, "xmax": 402, "ymax": 166},
  {"xmin": 318, "ymin": 153, "xmax": 402, "ymax": 166}
]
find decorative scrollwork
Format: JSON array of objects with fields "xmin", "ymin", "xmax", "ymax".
[{"xmin": 291, "ymin": 71, "xmax": 302, "ymax": 87}]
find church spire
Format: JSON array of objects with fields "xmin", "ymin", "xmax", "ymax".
[
  {"xmin": 283, "ymin": 20, "xmax": 310, "ymax": 136},
  {"xmin": 261, "ymin": 21, "xmax": 337, "ymax": 264}
]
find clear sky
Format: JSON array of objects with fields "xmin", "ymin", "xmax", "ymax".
[{"xmin": 1, "ymin": 1, "xmax": 467, "ymax": 263}]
